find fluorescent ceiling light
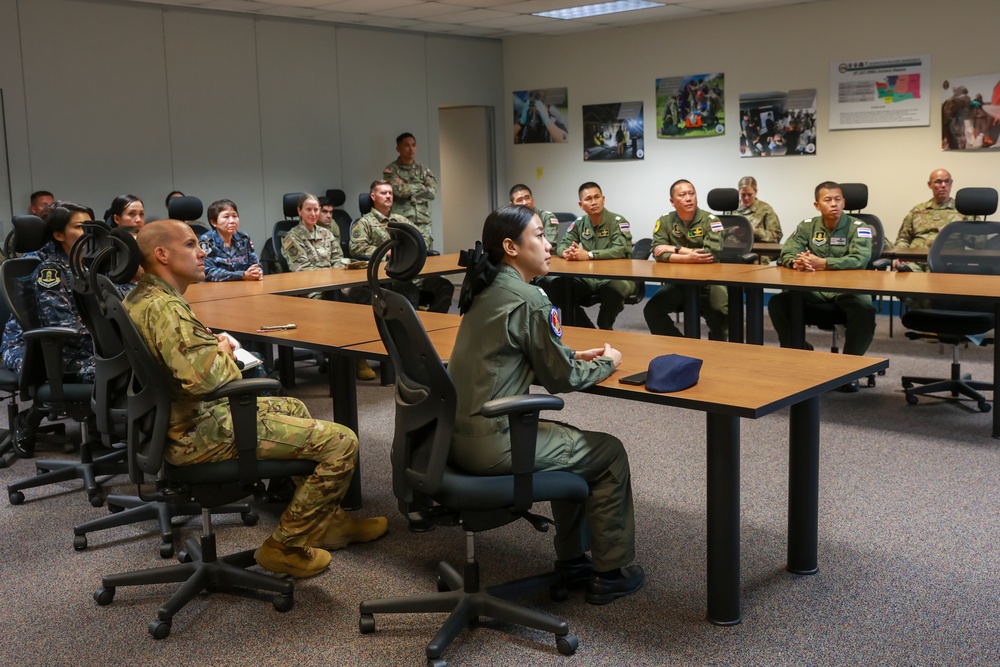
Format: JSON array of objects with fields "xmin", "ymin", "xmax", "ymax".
[{"xmin": 534, "ymin": 1, "xmax": 665, "ymax": 20}]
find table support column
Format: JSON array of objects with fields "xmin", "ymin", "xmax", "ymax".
[
  {"xmin": 789, "ymin": 290, "xmax": 806, "ymax": 349},
  {"xmin": 745, "ymin": 287, "xmax": 764, "ymax": 345},
  {"xmin": 332, "ymin": 354, "xmax": 362, "ymax": 510},
  {"xmin": 788, "ymin": 396, "xmax": 819, "ymax": 574},
  {"xmin": 728, "ymin": 287, "xmax": 744, "ymax": 344},
  {"xmin": 706, "ymin": 412, "xmax": 741, "ymax": 625},
  {"xmin": 684, "ymin": 285, "xmax": 702, "ymax": 339}
]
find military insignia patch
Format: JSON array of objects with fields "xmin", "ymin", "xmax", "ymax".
[
  {"xmin": 812, "ymin": 230, "xmax": 827, "ymax": 246},
  {"xmin": 672, "ymin": 223, "xmax": 683, "ymax": 238},
  {"xmin": 199, "ymin": 241, "xmax": 212, "ymax": 254},
  {"xmin": 710, "ymin": 221, "xmax": 724, "ymax": 232},
  {"xmin": 597, "ymin": 228, "xmax": 609, "ymax": 238},
  {"xmin": 653, "ymin": 219, "xmax": 661, "ymax": 234},
  {"xmin": 549, "ymin": 307, "xmax": 562, "ymax": 338},
  {"xmin": 618, "ymin": 221, "xmax": 630, "ymax": 232},
  {"xmin": 856, "ymin": 227, "xmax": 872, "ymax": 238},
  {"xmin": 831, "ymin": 237, "xmax": 847, "ymax": 246},
  {"xmin": 582, "ymin": 227, "xmax": 594, "ymax": 240},
  {"xmin": 688, "ymin": 228, "xmax": 704, "ymax": 238},
  {"xmin": 567, "ymin": 221, "xmax": 575, "ymax": 233},
  {"xmin": 36, "ymin": 268, "xmax": 60, "ymax": 289}
]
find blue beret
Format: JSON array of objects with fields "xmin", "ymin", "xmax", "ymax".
[{"xmin": 645, "ymin": 354, "xmax": 702, "ymax": 393}]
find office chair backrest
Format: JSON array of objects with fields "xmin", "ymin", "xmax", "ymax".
[
  {"xmin": 367, "ymin": 223, "xmax": 454, "ymax": 504},
  {"xmin": 358, "ymin": 193, "xmax": 373, "ymax": 216},
  {"xmin": 271, "ymin": 220, "xmax": 299, "ymax": 273},
  {"xmin": 4, "ymin": 215, "xmax": 48, "ymax": 258},
  {"xmin": 282, "ymin": 193, "xmax": 303, "ymax": 219},
  {"xmin": 955, "ymin": 187, "xmax": 998, "ymax": 220},
  {"xmin": 167, "ymin": 196, "xmax": 203, "ymax": 223},
  {"xmin": 839, "ymin": 183, "xmax": 885, "ymax": 263},
  {"xmin": 706, "ymin": 188, "xmax": 755, "ymax": 263},
  {"xmin": 326, "ymin": 189, "xmax": 354, "ymax": 257}
]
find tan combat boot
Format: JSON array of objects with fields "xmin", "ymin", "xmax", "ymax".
[
  {"xmin": 254, "ymin": 537, "xmax": 332, "ymax": 578},
  {"xmin": 356, "ymin": 358, "xmax": 376, "ymax": 381},
  {"xmin": 314, "ymin": 511, "xmax": 388, "ymax": 551}
]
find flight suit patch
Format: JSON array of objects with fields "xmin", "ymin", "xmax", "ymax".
[
  {"xmin": 710, "ymin": 221, "xmax": 723, "ymax": 232},
  {"xmin": 199, "ymin": 241, "xmax": 212, "ymax": 254},
  {"xmin": 812, "ymin": 230, "xmax": 827, "ymax": 246},
  {"xmin": 582, "ymin": 227, "xmax": 594, "ymax": 240},
  {"xmin": 831, "ymin": 237, "xmax": 846, "ymax": 246},
  {"xmin": 549, "ymin": 307, "xmax": 562, "ymax": 338},
  {"xmin": 688, "ymin": 227, "xmax": 704, "ymax": 238},
  {"xmin": 618, "ymin": 221, "xmax": 630, "ymax": 232},
  {"xmin": 36, "ymin": 268, "xmax": 60, "ymax": 288},
  {"xmin": 597, "ymin": 228, "xmax": 609, "ymax": 238},
  {"xmin": 856, "ymin": 227, "xmax": 872, "ymax": 238},
  {"xmin": 672, "ymin": 223, "xmax": 683, "ymax": 238},
  {"xmin": 653, "ymin": 219, "xmax": 661, "ymax": 234}
]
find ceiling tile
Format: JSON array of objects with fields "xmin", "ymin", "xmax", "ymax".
[
  {"xmin": 372, "ymin": 2, "xmax": 467, "ymax": 19},
  {"xmin": 425, "ymin": 8, "xmax": 515, "ymax": 23}
]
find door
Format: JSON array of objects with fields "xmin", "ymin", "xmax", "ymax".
[{"xmin": 438, "ymin": 106, "xmax": 496, "ymax": 254}]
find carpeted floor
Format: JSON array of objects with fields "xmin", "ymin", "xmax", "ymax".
[{"xmin": 1, "ymin": 301, "xmax": 998, "ymax": 666}]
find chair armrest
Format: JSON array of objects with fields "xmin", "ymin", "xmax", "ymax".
[
  {"xmin": 739, "ymin": 252, "xmax": 760, "ymax": 264},
  {"xmin": 870, "ymin": 258, "xmax": 892, "ymax": 271},
  {"xmin": 479, "ymin": 393, "xmax": 564, "ymax": 511},
  {"xmin": 205, "ymin": 377, "xmax": 281, "ymax": 485},
  {"xmin": 21, "ymin": 326, "xmax": 81, "ymax": 341},
  {"xmin": 427, "ymin": 250, "xmax": 441, "ymax": 256}
]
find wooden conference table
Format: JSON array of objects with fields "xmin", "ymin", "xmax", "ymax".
[{"xmin": 349, "ymin": 323, "xmax": 887, "ymax": 625}]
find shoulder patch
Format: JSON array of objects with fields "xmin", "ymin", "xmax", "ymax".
[
  {"xmin": 549, "ymin": 307, "xmax": 562, "ymax": 338},
  {"xmin": 710, "ymin": 221, "xmax": 724, "ymax": 232},
  {"xmin": 199, "ymin": 240, "xmax": 212, "ymax": 254},
  {"xmin": 653, "ymin": 219, "xmax": 661, "ymax": 234},
  {"xmin": 618, "ymin": 221, "xmax": 630, "ymax": 232},
  {"xmin": 36, "ymin": 268, "xmax": 60, "ymax": 289},
  {"xmin": 567, "ymin": 221, "xmax": 575, "ymax": 233},
  {"xmin": 382, "ymin": 167, "xmax": 393, "ymax": 175},
  {"xmin": 856, "ymin": 227, "xmax": 872, "ymax": 238}
]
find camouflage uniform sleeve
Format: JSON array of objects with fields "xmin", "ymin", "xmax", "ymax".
[
  {"xmin": 386, "ymin": 164, "xmax": 414, "ymax": 200},
  {"xmin": 146, "ymin": 301, "xmax": 241, "ymax": 396},
  {"xmin": 282, "ymin": 227, "xmax": 312, "ymax": 272},
  {"xmin": 34, "ymin": 264, "xmax": 95, "ymax": 378},
  {"xmin": 247, "ymin": 236, "xmax": 260, "ymax": 268},
  {"xmin": 349, "ymin": 216, "xmax": 377, "ymax": 258},
  {"xmin": 756, "ymin": 203, "xmax": 783, "ymax": 242},
  {"xmin": 778, "ymin": 220, "xmax": 811, "ymax": 268},
  {"xmin": 894, "ymin": 209, "xmax": 917, "ymax": 249},
  {"xmin": 417, "ymin": 167, "xmax": 437, "ymax": 203},
  {"xmin": 1, "ymin": 316, "xmax": 24, "ymax": 373},
  {"xmin": 202, "ymin": 246, "xmax": 242, "ymax": 282}
]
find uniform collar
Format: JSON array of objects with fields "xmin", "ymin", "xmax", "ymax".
[{"xmin": 138, "ymin": 273, "xmax": 184, "ymax": 300}]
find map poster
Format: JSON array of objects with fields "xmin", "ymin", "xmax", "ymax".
[
  {"xmin": 655, "ymin": 73, "xmax": 725, "ymax": 138},
  {"xmin": 738, "ymin": 89, "xmax": 817, "ymax": 157},
  {"xmin": 582, "ymin": 101, "xmax": 644, "ymax": 161},
  {"xmin": 941, "ymin": 73, "xmax": 1000, "ymax": 151},
  {"xmin": 513, "ymin": 88, "xmax": 569, "ymax": 144},
  {"xmin": 830, "ymin": 55, "xmax": 930, "ymax": 130}
]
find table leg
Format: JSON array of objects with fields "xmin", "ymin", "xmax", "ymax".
[
  {"xmin": 787, "ymin": 396, "xmax": 819, "ymax": 574},
  {"xmin": 706, "ymin": 412, "xmax": 741, "ymax": 625},
  {"xmin": 745, "ymin": 287, "xmax": 764, "ymax": 345},
  {"xmin": 684, "ymin": 285, "xmax": 702, "ymax": 339},
  {"xmin": 728, "ymin": 286, "xmax": 744, "ymax": 344},
  {"xmin": 331, "ymin": 354, "xmax": 363, "ymax": 510},
  {"xmin": 277, "ymin": 347, "xmax": 296, "ymax": 388},
  {"xmin": 789, "ymin": 290, "xmax": 805, "ymax": 349}
]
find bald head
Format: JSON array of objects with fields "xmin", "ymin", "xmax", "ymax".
[
  {"xmin": 135, "ymin": 220, "xmax": 205, "ymax": 293},
  {"xmin": 928, "ymin": 168, "xmax": 953, "ymax": 204}
]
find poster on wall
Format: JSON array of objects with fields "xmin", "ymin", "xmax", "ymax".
[
  {"xmin": 513, "ymin": 88, "xmax": 569, "ymax": 144},
  {"xmin": 941, "ymin": 73, "xmax": 1000, "ymax": 150},
  {"xmin": 655, "ymin": 73, "xmax": 725, "ymax": 138},
  {"xmin": 829, "ymin": 55, "xmax": 930, "ymax": 130},
  {"xmin": 738, "ymin": 89, "xmax": 817, "ymax": 157},
  {"xmin": 582, "ymin": 101, "xmax": 644, "ymax": 161}
]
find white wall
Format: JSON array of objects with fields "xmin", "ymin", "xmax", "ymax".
[
  {"xmin": 0, "ymin": 0, "xmax": 505, "ymax": 249},
  {"xmin": 502, "ymin": 0, "xmax": 1000, "ymax": 243}
]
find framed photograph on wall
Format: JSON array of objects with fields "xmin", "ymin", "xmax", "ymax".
[
  {"xmin": 941, "ymin": 73, "xmax": 1000, "ymax": 150},
  {"xmin": 513, "ymin": 88, "xmax": 568, "ymax": 144},
  {"xmin": 582, "ymin": 101, "xmax": 644, "ymax": 161},
  {"xmin": 656, "ymin": 73, "xmax": 725, "ymax": 138},
  {"xmin": 738, "ymin": 89, "xmax": 817, "ymax": 157}
]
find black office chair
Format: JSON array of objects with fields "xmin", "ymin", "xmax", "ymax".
[
  {"xmin": 326, "ymin": 188, "xmax": 354, "ymax": 258},
  {"xmin": 358, "ymin": 224, "xmax": 586, "ymax": 665},
  {"xmin": 900, "ymin": 187, "xmax": 999, "ymax": 412},
  {"xmin": 706, "ymin": 188, "xmax": 759, "ymax": 264},
  {"xmin": 167, "ymin": 196, "xmax": 208, "ymax": 237},
  {"xmin": 552, "ymin": 212, "xmax": 576, "ymax": 246},
  {"xmin": 0, "ymin": 296, "xmax": 20, "ymax": 469},
  {"xmin": 271, "ymin": 193, "xmax": 304, "ymax": 274},
  {"xmin": 90, "ymin": 235, "xmax": 317, "ymax": 638},
  {"xmin": 69, "ymin": 224, "xmax": 254, "ymax": 557},
  {"xmin": 799, "ymin": 183, "xmax": 888, "ymax": 385}
]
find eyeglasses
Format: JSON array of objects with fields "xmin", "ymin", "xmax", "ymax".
[{"xmin": 932, "ymin": 179, "xmax": 953, "ymax": 186}]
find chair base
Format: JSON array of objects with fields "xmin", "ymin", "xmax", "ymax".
[
  {"xmin": 7, "ymin": 447, "xmax": 127, "ymax": 506},
  {"xmin": 95, "ymin": 532, "xmax": 295, "ymax": 639},
  {"xmin": 359, "ymin": 560, "xmax": 577, "ymax": 664},
  {"xmin": 902, "ymin": 361, "xmax": 992, "ymax": 413},
  {"xmin": 73, "ymin": 495, "xmax": 256, "ymax": 558}
]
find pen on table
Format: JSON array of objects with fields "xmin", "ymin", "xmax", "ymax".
[{"xmin": 257, "ymin": 323, "xmax": 297, "ymax": 332}]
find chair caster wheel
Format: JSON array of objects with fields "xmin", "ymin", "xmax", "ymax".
[
  {"xmin": 273, "ymin": 593, "xmax": 294, "ymax": 612},
  {"xmin": 9, "ymin": 491, "xmax": 24, "ymax": 505},
  {"xmin": 242, "ymin": 511, "xmax": 259, "ymax": 526},
  {"xmin": 149, "ymin": 619, "xmax": 171, "ymax": 640},
  {"xmin": 902, "ymin": 381, "xmax": 913, "ymax": 390},
  {"xmin": 108, "ymin": 503, "xmax": 123, "ymax": 513},
  {"xmin": 74, "ymin": 534, "xmax": 87, "ymax": 551},
  {"xmin": 436, "ymin": 575, "xmax": 449, "ymax": 593},
  {"xmin": 556, "ymin": 633, "xmax": 579, "ymax": 656},
  {"xmin": 428, "ymin": 658, "xmax": 447, "ymax": 667},
  {"xmin": 88, "ymin": 492, "xmax": 104, "ymax": 508},
  {"xmin": 159, "ymin": 542, "xmax": 175, "ymax": 559},
  {"xmin": 177, "ymin": 550, "xmax": 192, "ymax": 563},
  {"xmin": 359, "ymin": 613, "xmax": 375, "ymax": 634},
  {"xmin": 94, "ymin": 586, "xmax": 115, "ymax": 605},
  {"xmin": 978, "ymin": 401, "xmax": 991, "ymax": 413},
  {"xmin": 549, "ymin": 584, "xmax": 569, "ymax": 602},
  {"xmin": 905, "ymin": 394, "xmax": 918, "ymax": 405}
]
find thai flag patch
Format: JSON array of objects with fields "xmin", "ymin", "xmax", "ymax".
[
  {"xmin": 856, "ymin": 227, "xmax": 872, "ymax": 238},
  {"xmin": 710, "ymin": 221, "xmax": 724, "ymax": 232},
  {"xmin": 618, "ymin": 221, "xmax": 630, "ymax": 232}
]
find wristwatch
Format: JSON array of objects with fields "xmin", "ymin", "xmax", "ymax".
[{"xmin": 588, "ymin": 251, "xmax": 595, "ymax": 260}]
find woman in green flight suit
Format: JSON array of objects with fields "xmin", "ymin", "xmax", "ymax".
[{"xmin": 448, "ymin": 205, "xmax": 644, "ymax": 604}]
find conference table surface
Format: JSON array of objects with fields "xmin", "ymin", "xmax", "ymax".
[{"xmin": 349, "ymin": 323, "xmax": 888, "ymax": 625}]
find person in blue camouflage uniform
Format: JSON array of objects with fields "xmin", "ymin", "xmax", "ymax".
[
  {"xmin": 127, "ymin": 220, "xmax": 387, "ymax": 578},
  {"xmin": 199, "ymin": 199, "xmax": 263, "ymax": 282},
  {"xmin": 350, "ymin": 180, "xmax": 453, "ymax": 313},
  {"xmin": 551, "ymin": 182, "xmax": 635, "ymax": 330}
]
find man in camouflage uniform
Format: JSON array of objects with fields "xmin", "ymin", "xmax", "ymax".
[
  {"xmin": 127, "ymin": 220, "xmax": 386, "ymax": 578},
  {"xmin": 317, "ymin": 196, "xmax": 341, "ymax": 246},
  {"xmin": 384, "ymin": 132, "xmax": 437, "ymax": 250},
  {"xmin": 643, "ymin": 180, "xmax": 729, "ymax": 340},
  {"xmin": 768, "ymin": 182, "xmax": 875, "ymax": 392},
  {"xmin": 350, "ymin": 180, "xmax": 453, "ymax": 313},
  {"xmin": 893, "ymin": 168, "xmax": 967, "ymax": 272},
  {"xmin": 509, "ymin": 184, "xmax": 561, "ymax": 249},
  {"xmin": 551, "ymin": 182, "xmax": 634, "ymax": 330}
]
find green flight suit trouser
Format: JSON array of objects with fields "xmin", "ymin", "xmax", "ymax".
[
  {"xmin": 643, "ymin": 282, "xmax": 729, "ymax": 340},
  {"xmin": 768, "ymin": 290, "xmax": 876, "ymax": 356}
]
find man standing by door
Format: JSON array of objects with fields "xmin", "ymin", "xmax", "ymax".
[{"xmin": 384, "ymin": 133, "xmax": 437, "ymax": 251}]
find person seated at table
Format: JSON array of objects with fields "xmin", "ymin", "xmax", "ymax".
[
  {"xmin": 108, "ymin": 194, "xmax": 145, "ymax": 233},
  {"xmin": 126, "ymin": 220, "xmax": 387, "ymax": 577},
  {"xmin": 736, "ymin": 176, "xmax": 782, "ymax": 264},
  {"xmin": 643, "ymin": 179, "xmax": 729, "ymax": 341},
  {"xmin": 893, "ymin": 168, "xmax": 967, "ymax": 273},
  {"xmin": 350, "ymin": 180, "xmax": 453, "ymax": 313},
  {"xmin": 767, "ymin": 181, "xmax": 875, "ymax": 393},
  {"xmin": 282, "ymin": 193, "xmax": 375, "ymax": 380},
  {"xmin": 550, "ymin": 182, "xmax": 634, "ymax": 330},
  {"xmin": 509, "ymin": 183, "xmax": 560, "ymax": 248},
  {"xmin": 199, "ymin": 199, "xmax": 262, "ymax": 282},
  {"xmin": 450, "ymin": 204, "xmax": 643, "ymax": 604}
]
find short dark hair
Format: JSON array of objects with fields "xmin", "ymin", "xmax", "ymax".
[
  {"xmin": 578, "ymin": 181, "xmax": 602, "ymax": 198},
  {"xmin": 46, "ymin": 201, "xmax": 94, "ymax": 242},
  {"xmin": 509, "ymin": 184, "xmax": 531, "ymax": 201},
  {"xmin": 318, "ymin": 196, "xmax": 331, "ymax": 208},
  {"xmin": 396, "ymin": 132, "xmax": 415, "ymax": 145},
  {"xmin": 165, "ymin": 190, "xmax": 184, "ymax": 208},
  {"xmin": 814, "ymin": 181, "xmax": 841, "ymax": 201},
  {"xmin": 207, "ymin": 199, "xmax": 238, "ymax": 225},
  {"xmin": 669, "ymin": 179, "xmax": 694, "ymax": 198},
  {"xmin": 30, "ymin": 190, "xmax": 54, "ymax": 205},
  {"xmin": 370, "ymin": 179, "xmax": 391, "ymax": 194}
]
